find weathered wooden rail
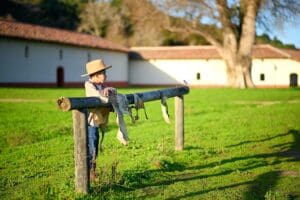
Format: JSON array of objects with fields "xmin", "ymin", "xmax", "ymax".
[
  {"xmin": 57, "ymin": 86, "xmax": 189, "ymax": 111},
  {"xmin": 57, "ymin": 86, "xmax": 189, "ymax": 193}
]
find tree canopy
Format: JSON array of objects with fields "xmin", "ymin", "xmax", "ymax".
[{"xmin": 0, "ymin": 0, "xmax": 297, "ymax": 48}]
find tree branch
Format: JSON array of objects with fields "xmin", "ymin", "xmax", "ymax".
[
  {"xmin": 238, "ymin": 0, "xmax": 260, "ymax": 55},
  {"xmin": 215, "ymin": 0, "xmax": 238, "ymax": 49},
  {"xmin": 215, "ymin": 0, "xmax": 235, "ymax": 33},
  {"xmin": 165, "ymin": 25, "xmax": 222, "ymax": 49}
]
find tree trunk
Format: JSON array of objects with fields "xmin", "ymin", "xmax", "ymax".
[
  {"xmin": 222, "ymin": 49, "xmax": 244, "ymax": 88},
  {"xmin": 236, "ymin": 63, "xmax": 246, "ymax": 88},
  {"xmin": 226, "ymin": 58, "xmax": 255, "ymax": 88},
  {"xmin": 237, "ymin": 0, "xmax": 259, "ymax": 88},
  {"xmin": 215, "ymin": 0, "xmax": 259, "ymax": 88},
  {"xmin": 222, "ymin": 51, "xmax": 257, "ymax": 88},
  {"xmin": 240, "ymin": 55, "xmax": 255, "ymax": 88},
  {"xmin": 244, "ymin": 66, "xmax": 255, "ymax": 88}
]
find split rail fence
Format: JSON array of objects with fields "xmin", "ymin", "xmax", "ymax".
[{"xmin": 57, "ymin": 86, "xmax": 189, "ymax": 193}]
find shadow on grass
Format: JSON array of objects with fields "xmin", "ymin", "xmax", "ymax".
[
  {"xmin": 226, "ymin": 132, "xmax": 291, "ymax": 148},
  {"xmin": 90, "ymin": 129, "xmax": 300, "ymax": 199},
  {"xmin": 243, "ymin": 129, "xmax": 300, "ymax": 200},
  {"xmin": 162, "ymin": 180, "xmax": 254, "ymax": 200},
  {"xmin": 244, "ymin": 171, "xmax": 281, "ymax": 200}
]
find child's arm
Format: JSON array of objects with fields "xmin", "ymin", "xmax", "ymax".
[{"xmin": 102, "ymin": 87, "xmax": 116, "ymax": 97}]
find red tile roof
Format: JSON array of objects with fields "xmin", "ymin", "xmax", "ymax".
[
  {"xmin": 130, "ymin": 46, "xmax": 220, "ymax": 59},
  {"xmin": 281, "ymin": 49, "xmax": 300, "ymax": 62},
  {"xmin": 1, "ymin": 20, "xmax": 299, "ymax": 61},
  {"xmin": 251, "ymin": 45, "xmax": 290, "ymax": 59},
  {"xmin": 0, "ymin": 20, "xmax": 129, "ymax": 52},
  {"xmin": 130, "ymin": 45, "xmax": 298, "ymax": 61}
]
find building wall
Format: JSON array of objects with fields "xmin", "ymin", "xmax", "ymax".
[
  {"xmin": 1, "ymin": 37, "xmax": 299, "ymax": 88},
  {"xmin": 129, "ymin": 59, "xmax": 227, "ymax": 86},
  {"xmin": 130, "ymin": 58, "xmax": 300, "ymax": 87},
  {"xmin": 0, "ymin": 38, "xmax": 128, "ymax": 87},
  {"xmin": 252, "ymin": 59, "xmax": 300, "ymax": 87}
]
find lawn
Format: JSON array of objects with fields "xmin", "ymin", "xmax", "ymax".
[{"xmin": 0, "ymin": 87, "xmax": 299, "ymax": 199}]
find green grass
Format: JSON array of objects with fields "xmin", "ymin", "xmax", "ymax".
[{"xmin": 0, "ymin": 87, "xmax": 300, "ymax": 199}]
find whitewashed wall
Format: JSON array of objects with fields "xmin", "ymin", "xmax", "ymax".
[
  {"xmin": 252, "ymin": 59, "xmax": 300, "ymax": 87},
  {"xmin": 129, "ymin": 59, "xmax": 227, "ymax": 86},
  {"xmin": 130, "ymin": 58, "xmax": 300, "ymax": 87},
  {"xmin": 1, "ymin": 37, "xmax": 299, "ymax": 87},
  {"xmin": 0, "ymin": 38, "xmax": 128, "ymax": 84}
]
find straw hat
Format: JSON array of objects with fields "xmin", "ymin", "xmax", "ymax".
[{"xmin": 81, "ymin": 59, "xmax": 112, "ymax": 77}]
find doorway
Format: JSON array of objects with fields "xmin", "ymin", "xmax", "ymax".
[
  {"xmin": 57, "ymin": 66, "xmax": 64, "ymax": 87},
  {"xmin": 290, "ymin": 73, "xmax": 298, "ymax": 87}
]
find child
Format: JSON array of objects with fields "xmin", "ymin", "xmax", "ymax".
[{"xmin": 81, "ymin": 59, "xmax": 127, "ymax": 182}]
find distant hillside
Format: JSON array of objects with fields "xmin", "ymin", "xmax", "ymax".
[
  {"xmin": 0, "ymin": 0, "xmax": 296, "ymax": 48},
  {"xmin": 0, "ymin": 0, "xmax": 80, "ymax": 30},
  {"xmin": 76, "ymin": 0, "xmax": 210, "ymax": 47}
]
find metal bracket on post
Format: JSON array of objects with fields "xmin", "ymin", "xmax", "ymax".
[
  {"xmin": 175, "ymin": 95, "xmax": 184, "ymax": 151},
  {"xmin": 72, "ymin": 109, "xmax": 89, "ymax": 193}
]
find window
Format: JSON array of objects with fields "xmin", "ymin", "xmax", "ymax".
[
  {"xmin": 260, "ymin": 74, "xmax": 265, "ymax": 81},
  {"xmin": 57, "ymin": 66, "xmax": 64, "ymax": 87},
  {"xmin": 59, "ymin": 49, "xmax": 63, "ymax": 60},
  {"xmin": 290, "ymin": 73, "xmax": 298, "ymax": 87},
  {"xmin": 87, "ymin": 52, "xmax": 91, "ymax": 62},
  {"xmin": 25, "ymin": 46, "xmax": 29, "ymax": 58},
  {"xmin": 196, "ymin": 72, "xmax": 201, "ymax": 80}
]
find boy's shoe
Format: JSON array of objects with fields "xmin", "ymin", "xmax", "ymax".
[
  {"xmin": 89, "ymin": 162, "xmax": 99, "ymax": 183},
  {"xmin": 89, "ymin": 168, "xmax": 99, "ymax": 183}
]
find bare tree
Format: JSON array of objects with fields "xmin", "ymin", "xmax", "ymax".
[
  {"xmin": 152, "ymin": 0, "xmax": 300, "ymax": 88},
  {"xmin": 78, "ymin": 2, "xmax": 112, "ymax": 37},
  {"xmin": 78, "ymin": 0, "xmax": 165, "ymax": 46}
]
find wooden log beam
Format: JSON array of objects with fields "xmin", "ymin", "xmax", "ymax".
[
  {"xmin": 126, "ymin": 86, "xmax": 189, "ymax": 103},
  {"xmin": 57, "ymin": 86, "xmax": 189, "ymax": 111}
]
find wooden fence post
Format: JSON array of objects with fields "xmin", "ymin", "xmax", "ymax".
[
  {"xmin": 72, "ymin": 109, "xmax": 89, "ymax": 193},
  {"xmin": 175, "ymin": 95, "xmax": 184, "ymax": 151}
]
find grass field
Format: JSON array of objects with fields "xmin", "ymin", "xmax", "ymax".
[{"xmin": 0, "ymin": 87, "xmax": 300, "ymax": 199}]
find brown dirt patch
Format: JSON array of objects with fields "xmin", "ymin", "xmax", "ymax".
[{"xmin": 233, "ymin": 100, "xmax": 300, "ymax": 106}]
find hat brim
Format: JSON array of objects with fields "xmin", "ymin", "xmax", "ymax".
[{"xmin": 81, "ymin": 65, "xmax": 112, "ymax": 77}]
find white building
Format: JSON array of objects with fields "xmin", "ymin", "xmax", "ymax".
[
  {"xmin": 0, "ymin": 20, "xmax": 129, "ymax": 87},
  {"xmin": 1, "ymin": 20, "xmax": 299, "ymax": 88},
  {"xmin": 129, "ymin": 46, "xmax": 300, "ymax": 88}
]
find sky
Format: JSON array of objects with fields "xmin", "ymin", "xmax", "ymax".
[
  {"xmin": 276, "ymin": 30, "xmax": 300, "ymax": 49},
  {"xmin": 258, "ymin": 22, "xmax": 300, "ymax": 49}
]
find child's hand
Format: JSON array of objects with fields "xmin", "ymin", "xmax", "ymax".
[{"xmin": 103, "ymin": 87, "xmax": 116, "ymax": 97}]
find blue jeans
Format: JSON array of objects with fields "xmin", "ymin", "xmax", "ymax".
[{"xmin": 88, "ymin": 126, "xmax": 99, "ymax": 169}]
